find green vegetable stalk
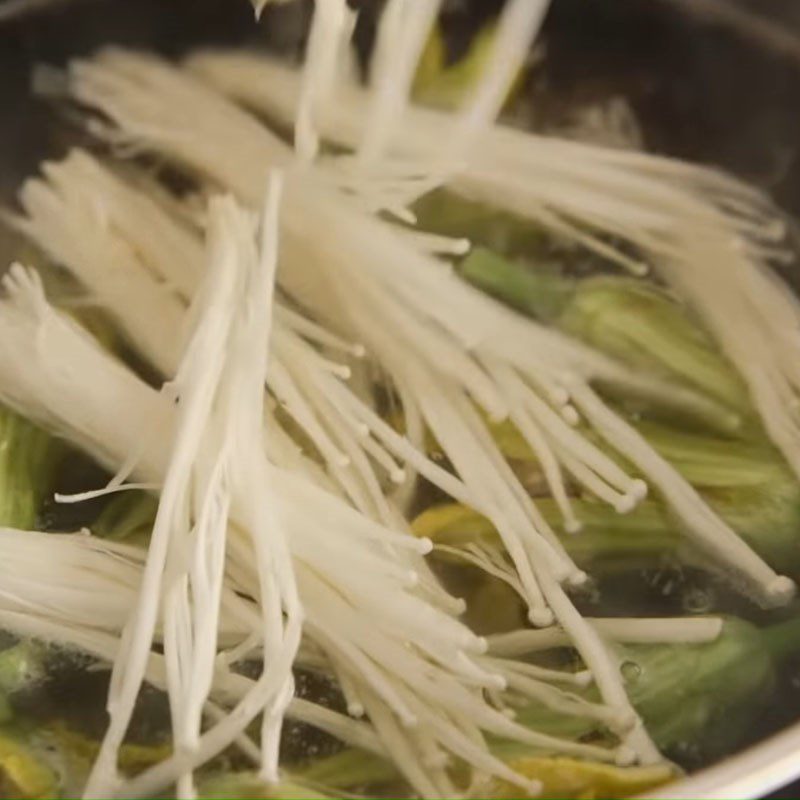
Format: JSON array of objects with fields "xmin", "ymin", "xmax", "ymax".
[
  {"xmin": 297, "ymin": 746, "xmax": 671, "ymax": 799},
  {"xmin": 636, "ymin": 420, "xmax": 800, "ymax": 568},
  {"xmin": 459, "ymin": 247, "xmax": 751, "ymax": 417},
  {"xmin": 414, "ymin": 407, "xmax": 800, "ymax": 574},
  {"xmin": 413, "ymin": 500, "xmax": 682, "ymax": 575},
  {"xmin": 0, "ymin": 407, "xmax": 63, "ymax": 530},
  {"xmin": 296, "ymin": 616, "xmax": 800, "ymax": 796},
  {"xmin": 197, "ymin": 772, "xmax": 332, "ymax": 800},
  {"xmin": 617, "ymin": 617, "xmax": 775, "ymax": 756},
  {"xmin": 413, "ymin": 191, "xmax": 547, "ymax": 262},
  {"xmin": 0, "ymin": 642, "xmax": 46, "ymax": 701},
  {"xmin": 506, "ymin": 616, "xmax": 797, "ymax": 759},
  {"xmin": 0, "ymin": 640, "xmax": 43, "ymax": 725},
  {"xmin": 421, "ymin": 234, "xmax": 800, "ymax": 570},
  {"xmin": 447, "ymin": 402, "xmax": 800, "ymax": 573},
  {"xmin": 0, "ymin": 401, "xmax": 59, "ymax": 725}
]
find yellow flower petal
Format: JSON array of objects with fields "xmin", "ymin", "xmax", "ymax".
[
  {"xmin": 0, "ymin": 733, "xmax": 58, "ymax": 800},
  {"xmin": 490, "ymin": 757, "xmax": 675, "ymax": 800}
]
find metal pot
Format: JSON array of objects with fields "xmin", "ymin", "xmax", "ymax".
[{"xmin": 1, "ymin": 0, "xmax": 799, "ymax": 796}]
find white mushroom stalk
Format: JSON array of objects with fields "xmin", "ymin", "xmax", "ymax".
[
  {"xmin": 17, "ymin": 149, "xmax": 427, "ymax": 529},
  {"xmin": 0, "ymin": 2, "xmax": 794, "ymax": 790},
  {"xmin": 0, "ymin": 524, "xmax": 723, "ymax": 784},
  {"xmin": 488, "ymin": 617, "xmax": 726, "ymax": 658},
  {"xmin": 293, "ymin": 0, "xmax": 354, "ymax": 163},
  {"xmin": 358, "ymin": 0, "xmax": 443, "ymax": 167},
  {"xmin": 84, "ymin": 182, "xmax": 300, "ymax": 799},
  {"xmin": 14, "ymin": 170, "xmax": 188, "ymax": 376},
  {"xmin": 12, "ymin": 148, "xmax": 613, "ymax": 605},
  {"xmin": 31, "ymin": 62, "xmax": 660, "ymax": 756},
  {"xmin": 60, "ymin": 50, "xmax": 794, "ymax": 612},
  {"xmin": 40, "ymin": 45, "xmax": 799, "ymax": 768},
  {"xmin": 0, "ymin": 527, "xmax": 269, "ymax": 647},
  {"xmin": 0, "ymin": 523, "xmax": 640, "ymax": 793},
  {"xmin": 188, "ymin": 44, "xmax": 800, "ymax": 488},
  {"xmin": 0, "ymin": 257, "xmax": 644, "ymax": 795}
]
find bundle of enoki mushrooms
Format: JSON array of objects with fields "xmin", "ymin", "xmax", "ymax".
[{"xmin": 0, "ymin": 0, "xmax": 799, "ymax": 797}]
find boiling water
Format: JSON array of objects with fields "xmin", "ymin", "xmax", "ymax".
[{"xmin": 2, "ymin": 0, "xmax": 800, "ymax": 793}]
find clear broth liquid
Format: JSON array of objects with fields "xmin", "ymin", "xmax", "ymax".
[{"xmin": 3, "ymin": 0, "xmax": 800, "ymax": 793}]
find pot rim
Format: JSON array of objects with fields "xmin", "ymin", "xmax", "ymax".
[{"xmin": 644, "ymin": 720, "xmax": 800, "ymax": 799}]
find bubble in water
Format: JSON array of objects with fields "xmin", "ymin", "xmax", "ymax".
[
  {"xmin": 620, "ymin": 660, "xmax": 642, "ymax": 684},
  {"xmin": 682, "ymin": 585, "xmax": 714, "ymax": 614}
]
